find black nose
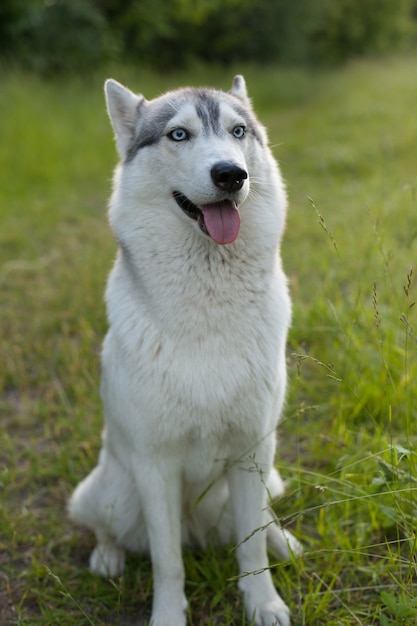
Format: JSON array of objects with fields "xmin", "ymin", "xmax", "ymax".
[{"xmin": 211, "ymin": 162, "xmax": 248, "ymax": 192}]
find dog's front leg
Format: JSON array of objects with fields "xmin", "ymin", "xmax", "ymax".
[
  {"xmin": 229, "ymin": 465, "xmax": 291, "ymax": 626},
  {"xmin": 131, "ymin": 456, "xmax": 187, "ymax": 626}
]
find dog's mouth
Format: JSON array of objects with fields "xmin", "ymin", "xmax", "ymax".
[{"xmin": 173, "ymin": 191, "xmax": 240, "ymax": 245}]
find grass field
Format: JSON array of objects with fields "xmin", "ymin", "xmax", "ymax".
[{"xmin": 1, "ymin": 55, "xmax": 417, "ymax": 625}]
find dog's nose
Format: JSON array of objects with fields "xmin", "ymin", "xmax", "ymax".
[{"xmin": 211, "ymin": 162, "xmax": 248, "ymax": 192}]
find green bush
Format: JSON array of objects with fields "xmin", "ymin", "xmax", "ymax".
[
  {"xmin": 0, "ymin": 0, "xmax": 415, "ymax": 74},
  {"xmin": 97, "ymin": 0, "xmax": 416, "ymax": 68},
  {"xmin": 4, "ymin": 0, "xmax": 118, "ymax": 75},
  {"xmin": 301, "ymin": 0, "xmax": 414, "ymax": 64}
]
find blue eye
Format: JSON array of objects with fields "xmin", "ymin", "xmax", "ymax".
[
  {"xmin": 232, "ymin": 125, "xmax": 246, "ymax": 139},
  {"xmin": 168, "ymin": 128, "xmax": 189, "ymax": 141}
]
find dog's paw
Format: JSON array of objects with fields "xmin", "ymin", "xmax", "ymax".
[
  {"xmin": 240, "ymin": 575, "xmax": 291, "ymax": 626},
  {"xmin": 252, "ymin": 598, "xmax": 291, "ymax": 626},
  {"xmin": 89, "ymin": 542, "xmax": 125, "ymax": 577}
]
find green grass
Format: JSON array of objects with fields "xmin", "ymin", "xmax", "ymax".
[{"xmin": 1, "ymin": 56, "xmax": 417, "ymax": 625}]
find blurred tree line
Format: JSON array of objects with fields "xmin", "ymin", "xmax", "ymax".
[{"xmin": 0, "ymin": 0, "xmax": 416, "ymax": 75}]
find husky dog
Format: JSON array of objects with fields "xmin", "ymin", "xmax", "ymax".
[{"xmin": 69, "ymin": 76, "xmax": 302, "ymax": 626}]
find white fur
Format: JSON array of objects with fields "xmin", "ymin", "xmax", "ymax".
[{"xmin": 69, "ymin": 76, "xmax": 302, "ymax": 626}]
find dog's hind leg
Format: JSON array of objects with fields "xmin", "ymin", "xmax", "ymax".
[
  {"xmin": 266, "ymin": 513, "xmax": 303, "ymax": 561},
  {"xmin": 69, "ymin": 447, "xmax": 141, "ymax": 577},
  {"xmin": 265, "ymin": 467, "xmax": 303, "ymax": 560}
]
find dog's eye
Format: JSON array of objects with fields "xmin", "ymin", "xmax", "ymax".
[
  {"xmin": 232, "ymin": 125, "xmax": 246, "ymax": 139},
  {"xmin": 168, "ymin": 128, "xmax": 189, "ymax": 142}
]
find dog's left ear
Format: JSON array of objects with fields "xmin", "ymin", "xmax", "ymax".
[{"xmin": 230, "ymin": 75, "xmax": 249, "ymax": 104}]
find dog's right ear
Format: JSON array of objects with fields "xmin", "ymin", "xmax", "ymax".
[{"xmin": 105, "ymin": 79, "xmax": 145, "ymax": 159}]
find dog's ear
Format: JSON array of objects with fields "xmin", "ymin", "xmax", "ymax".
[
  {"xmin": 230, "ymin": 75, "xmax": 250, "ymax": 104},
  {"xmin": 105, "ymin": 79, "xmax": 145, "ymax": 159}
]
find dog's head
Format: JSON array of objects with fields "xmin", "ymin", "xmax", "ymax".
[{"xmin": 105, "ymin": 77, "xmax": 275, "ymax": 246}]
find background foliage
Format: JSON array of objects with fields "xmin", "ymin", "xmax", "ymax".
[
  {"xmin": 1, "ymin": 0, "xmax": 417, "ymax": 623},
  {"xmin": 1, "ymin": 0, "xmax": 416, "ymax": 74}
]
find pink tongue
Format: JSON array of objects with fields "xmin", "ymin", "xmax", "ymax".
[{"xmin": 201, "ymin": 201, "xmax": 241, "ymax": 245}]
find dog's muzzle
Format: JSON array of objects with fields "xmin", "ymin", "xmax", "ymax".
[
  {"xmin": 173, "ymin": 161, "xmax": 246, "ymax": 245},
  {"xmin": 173, "ymin": 191, "xmax": 241, "ymax": 245}
]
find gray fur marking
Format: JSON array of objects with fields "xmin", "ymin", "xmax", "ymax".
[
  {"xmin": 126, "ymin": 99, "xmax": 178, "ymax": 162},
  {"xmin": 126, "ymin": 87, "xmax": 263, "ymax": 162},
  {"xmin": 194, "ymin": 91, "xmax": 221, "ymax": 136}
]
